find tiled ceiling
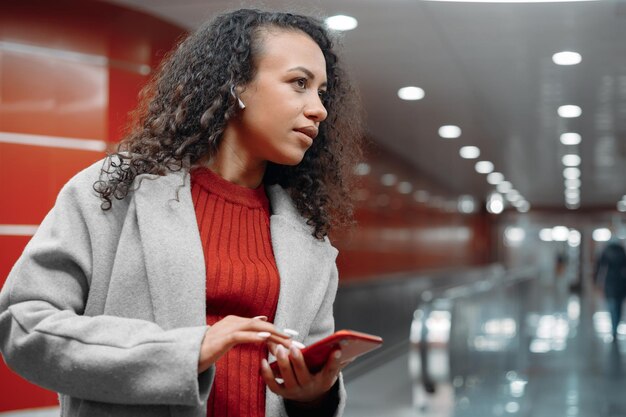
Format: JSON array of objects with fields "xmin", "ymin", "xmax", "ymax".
[{"xmin": 106, "ymin": 0, "xmax": 626, "ymax": 209}]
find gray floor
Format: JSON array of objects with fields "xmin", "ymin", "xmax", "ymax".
[
  {"xmin": 3, "ymin": 277, "xmax": 625, "ymax": 417},
  {"xmin": 344, "ymin": 276, "xmax": 626, "ymax": 417}
]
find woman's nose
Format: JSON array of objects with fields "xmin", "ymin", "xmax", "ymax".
[{"xmin": 304, "ymin": 94, "xmax": 328, "ymax": 122}]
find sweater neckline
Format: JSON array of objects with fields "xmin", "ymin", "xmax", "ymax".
[{"xmin": 190, "ymin": 166, "xmax": 269, "ymax": 210}]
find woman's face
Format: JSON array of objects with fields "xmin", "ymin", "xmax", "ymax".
[{"xmin": 236, "ymin": 29, "xmax": 328, "ymax": 166}]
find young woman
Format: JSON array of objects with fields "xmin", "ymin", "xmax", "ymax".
[{"xmin": 0, "ymin": 8, "xmax": 362, "ymax": 417}]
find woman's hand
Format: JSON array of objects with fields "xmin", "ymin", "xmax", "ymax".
[
  {"xmin": 198, "ymin": 315, "xmax": 292, "ymax": 373},
  {"xmin": 260, "ymin": 344, "xmax": 350, "ymax": 404}
]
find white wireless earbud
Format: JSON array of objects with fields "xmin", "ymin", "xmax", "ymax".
[{"xmin": 230, "ymin": 85, "xmax": 246, "ymax": 109}]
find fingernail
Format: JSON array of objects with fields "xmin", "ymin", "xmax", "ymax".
[
  {"xmin": 261, "ymin": 359, "xmax": 269, "ymax": 368},
  {"xmin": 334, "ymin": 350, "xmax": 342, "ymax": 360},
  {"xmin": 290, "ymin": 345, "xmax": 301, "ymax": 357},
  {"xmin": 283, "ymin": 328, "xmax": 299, "ymax": 337},
  {"xmin": 253, "ymin": 316, "xmax": 268, "ymax": 321},
  {"xmin": 276, "ymin": 344, "xmax": 287, "ymax": 358},
  {"xmin": 257, "ymin": 331, "xmax": 271, "ymax": 339},
  {"xmin": 292, "ymin": 341, "xmax": 306, "ymax": 349}
]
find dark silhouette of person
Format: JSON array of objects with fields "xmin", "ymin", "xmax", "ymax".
[{"xmin": 594, "ymin": 239, "xmax": 626, "ymax": 340}]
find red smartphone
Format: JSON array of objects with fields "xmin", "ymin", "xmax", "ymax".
[{"xmin": 269, "ymin": 329, "xmax": 383, "ymax": 376}]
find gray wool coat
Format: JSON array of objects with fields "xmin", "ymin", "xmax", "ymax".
[{"xmin": 0, "ymin": 159, "xmax": 345, "ymax": 417}]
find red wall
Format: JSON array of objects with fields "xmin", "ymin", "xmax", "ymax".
[
  {"xmin": 0, "ymin": 0, "xmax": 185, "ymax": 411},
  {"xmin": 334, "ymin": 144, "xmax": 493, "ymax": 280}
]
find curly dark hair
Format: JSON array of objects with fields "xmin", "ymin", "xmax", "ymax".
[{"xmin": 94, "ymin": 8, "xmax": 363, "ymax": 239}]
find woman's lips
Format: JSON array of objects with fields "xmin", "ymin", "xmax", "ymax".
[{"xmin": 294, "ymin": 126, "xmax": 318, "ymax": 140}]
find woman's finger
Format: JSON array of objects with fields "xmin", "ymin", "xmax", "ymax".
[
  {"xmin": 321, "ymin": 349, "xmax": 342, "ymax": 385},
  {"xmin": 288, "ymin": 345, "xmax": 313, "ymax": 386},
  {"xmin": 261, "ymin": 359, "xmax": 285, "ymax": 395},
  {"xmin": 275, "ymin": 345, "xmax": 299, "ymax": 389}
]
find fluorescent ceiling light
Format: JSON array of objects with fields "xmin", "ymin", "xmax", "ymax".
[
  {"xmin": 552, "ymin": 226, "xmax": 569, "ymax": 242},
  {"xmin": 539, "ymin": 228, "xmax": 553, "ymax": 241},
  {"xmin": 487, "ymin": 192, "xmax": 504, "ymax": 214},
  {"xmin": 439, "ymin": 125, "xmax": 462, "ymax": 139},
  {"xmin": 458, "ymin": 195, "xmax": 476, "ymax": 213},
  {"xmin": 592, "ymin": 228, "xmax": 611, "ymax": 242},
  {"xmin": 487, "ymin": 172, "xmax": 504, "ymax": 185},
  {"xmin": 560, "ymin": 132, "xmax": 581, "ymax": 145},
  {"xmin": 517, "ymin": 201, "xmax": 530, "ymax": 213},
  {"xmin": 397, "ymin": 181, "xmax": 413, "ymax": 194},
  {"xmin": 566, "ymin": 202, "xmax": 580, "ymax": 210},
  {"xmin": 562, "ymin": 154, "xmax": 581, "ymax": 166},
  {"xmin": 398, "ymin": 86, "xmax": 425, "ymax": 101},
  {"xmin": 563, "ymin": 167, "xmax": 581, "ymax": 179},
  {"xmin": 381, "ymin": 173, "xmax": 397, "ymax": 186},
  {"xmin": 565, "ymin": 178, "xmax": 581, "ymax": 188},
  {"xmin": 475, "ymin": 160, "xmax": 494, "ymax": 174},
  {"xmin": 497, "ymin": 181, "xmax": 513, "ymax": 193},
  {"xmin": 354, "ymin": 162, "xmax": 370, "ymax": 176},
  {"xmin": 552, "ymin": 51, "xmax": 582, "ymax": 66},
  {"xmin": 558, "ymin": 105, "xmax": 582, "ymax": 118},
  {"xmin": 505, "ymin": 227, "xmax": 526, "ymax": 243},
  {"xmin": 459, "ymin": 146, "xmax": 480, "ymax": 159},
  {"xmin": 325, "ymin": 15, "xmax": 358, "ymax": 31},
  {"xmin": 414, "ymin": 190, "xmax": 430, "ymax": 203}
]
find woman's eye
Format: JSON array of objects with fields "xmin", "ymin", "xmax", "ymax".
[
  {"xmin": 295, "ymin": 78, "xmax": 307, "ymax": 89},
  {"xmin": 318, "ymin": 90, "xmax": 328, "ymax": 100}
]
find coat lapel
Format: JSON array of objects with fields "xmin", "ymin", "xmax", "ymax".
[
  {"xmin": 133, "ymin": 172, "xmax": 207, "ymax": 329},
  {"xmin": 266, "ymin": 186, "xmax": 337, "ymax": 336}
]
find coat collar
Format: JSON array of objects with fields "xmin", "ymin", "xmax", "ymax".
[{"xmin": 132, "ymin": 171, "xmax": 336, "ymax": 330}]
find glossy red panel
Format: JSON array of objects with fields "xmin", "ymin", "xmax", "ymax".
[
  {"xmin": 0, "ymin": 143, "xmax": 104, "ymax": 224},
  {"xmin": 0, "ymin": 51, "xmax": 107, "ymax": 139},
  {"xmin": 108, "ymin": 67, "xmax": 148, "ymax": 142},
  {"xmin": 0, "ymin": 235, "xmax": 59, "ymax": 411}
]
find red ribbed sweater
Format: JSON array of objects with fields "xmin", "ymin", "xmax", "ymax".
[{"xmin": 190, "ymin": 167, "xmax": 281, "ymax": 417}]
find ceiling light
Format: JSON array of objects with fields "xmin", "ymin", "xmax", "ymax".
[
  {"xmin": 552, "ymin": 51, "xmax": 582, "ymax": 66},
  {"xmin": 592, "ymin": 228, "xmax": 611, "ymax": 242},
  {"xmin": 568, "ymin": 230, "xmax": 581, "ymax": 246},
  {"xmin": 475, "ymin": 160, "xmax": 494, "ymax": 174},
  {"xmin": 552, "ymin": 226, "xmax": 569, "ymax": 242},
  {"xmin": 518, "ymin": 201, "xmax": 530, "ymax": 213},
  {"xmin": 566, "ymin": 202, "xmax": 580, "ymax": 210},
  {"xmin": 381, "ymin": 173, "xmax": 397, "ymax": 186},
  {"xmin": 565, "ymin": 189, "xmax": 579, "ymax": 198},
  {"xmin": 398, "ymin": 86, "xmax": 425, "ymax": 101},
  {"xmin": 397, "ymin": 181, "xmax": 413, "ymax": 194},
  {"xmin": 560, "ymin": 132, "xmax": 581, "ymax": 145},
  {"xmin": 487, "ymin": 192, "xmax": 504, "ymax": 214},
  {"xmin": 325, "ymin": 15, "xmax": 358, "ymax": 31},
  {"xmin": 562, "ymin": 154, "xmax": 581, "ymax": 166},
  {"xmin": 414, "ymin": 190, "xmax": 430, "ymax": 203},
  {"xmin": 558, "ymin": 105, "xmax": 582, "ymax": 118},
  {"xmin": 460, "ymin": 146, "xmax": 480, "ymax": 159},
  {"xmin": 539, "ymin": 228, "xmax": 553, "ymax": 242},
  {"xmin": 354, "ymin": 162, "xmax": 371, "ymax": 176},
  {"xmin": 505, "ymin": 227, "xmax": 526, "ymax": 244},
  {"xmin": 487, "ymin": 172, "xmax": 504, "ymax": 185},
  {"xmin": 618, "ymin": 201, "xmax": 626, "ymax": 212},
  {"xmin": 439, "ymin": 125, "xmax": 462, "ymax": 139},
  {"xmin": 565, "ymin": 178, "xmax": 581, "ymax": 188},
  {"xmin": 497, "ymin": 181, "xmax": 513, "ymax": 193},
  {"xmin": 563, "ymin": 167, "xmax": 581, "ymax": 179},
  {"xmin": 458, "ymin": 195, "xmax": 476, "ymax": 213},
  {"xmin": 507, "ymin": 193, "xmax": 522, "ymax": 202}
]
